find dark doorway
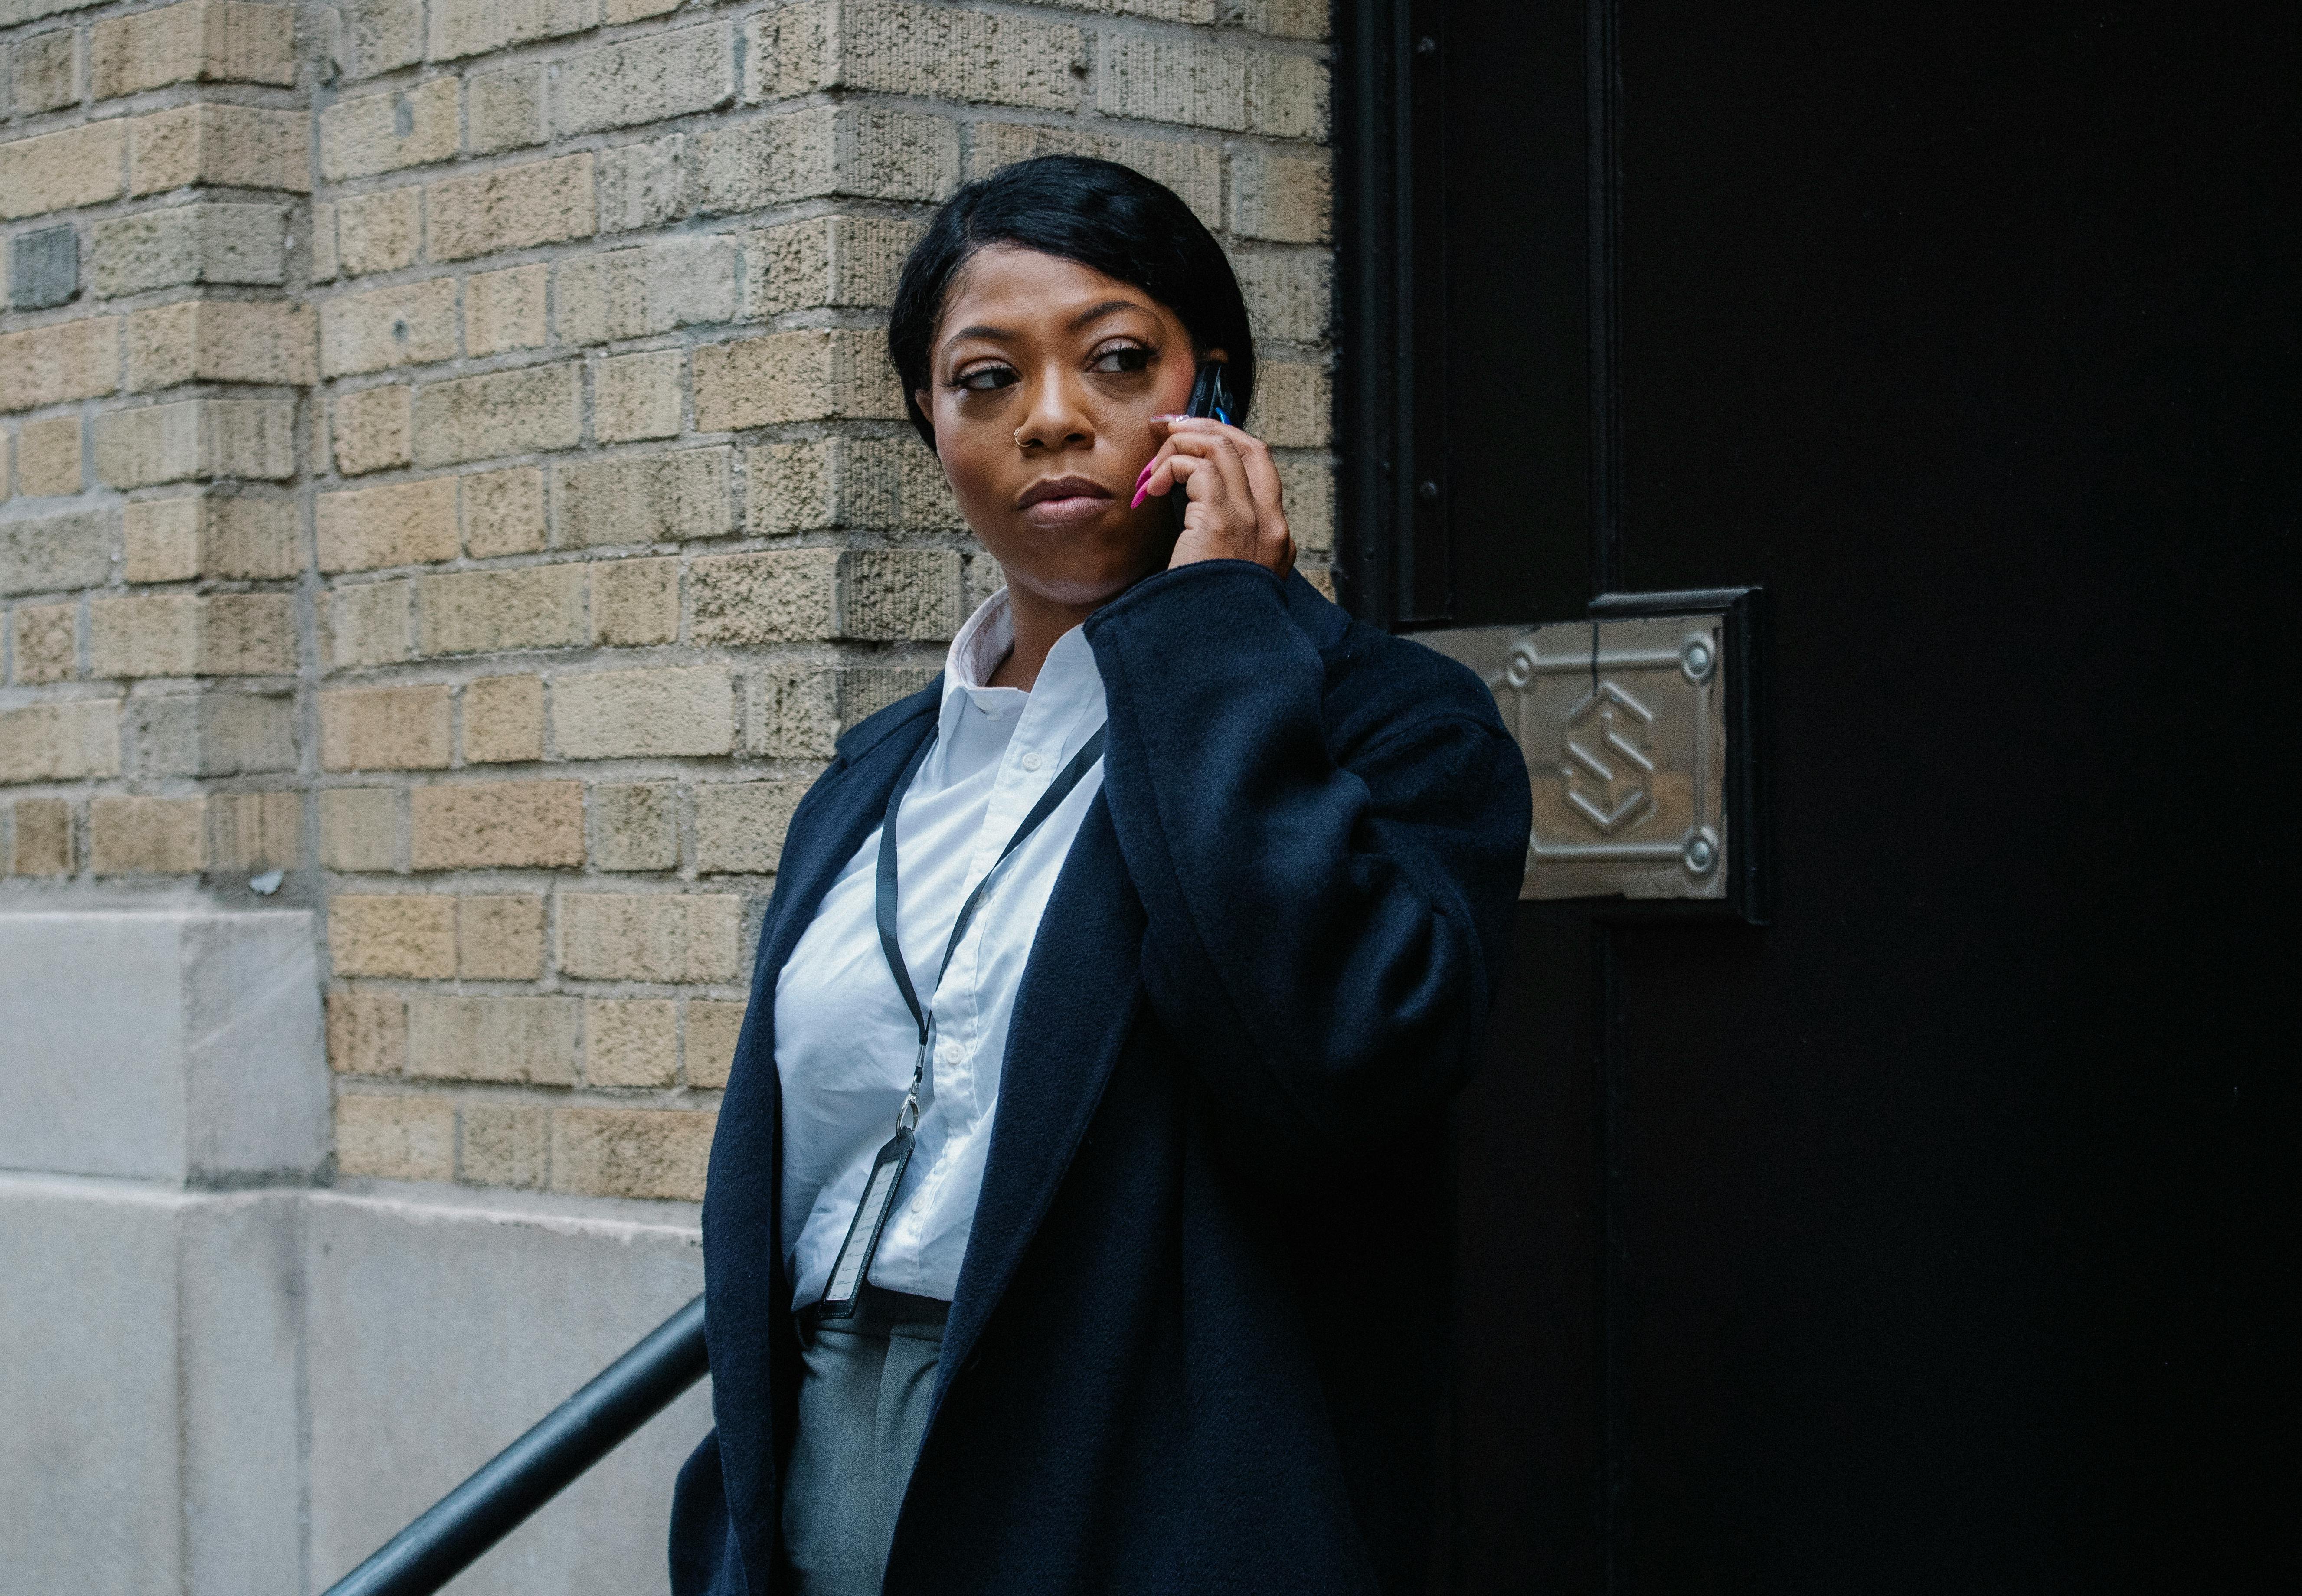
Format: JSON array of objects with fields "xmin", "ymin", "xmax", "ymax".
[{"xmin": 1337, "ymin": 2, "xmax": 2296, "ymax": 1588}]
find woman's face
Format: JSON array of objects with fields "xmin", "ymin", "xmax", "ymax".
[{"xmin": 918, "ymin": 245, "xmax": 1208, "ymax": 612}]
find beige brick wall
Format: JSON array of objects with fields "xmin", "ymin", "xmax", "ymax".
[{"xmin": 4, "ymin": 0, "xmax": 1334, "ymax": 1204}]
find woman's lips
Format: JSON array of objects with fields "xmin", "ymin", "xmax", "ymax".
[
  {"xmin": 1020, "ymin": 493, "xmax": 1113, "ymax": 527},
  {"xmin": 1016, "ymin": 477, "xmax": 1114, "ymax": 527}
]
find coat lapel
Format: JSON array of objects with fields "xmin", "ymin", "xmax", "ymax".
[
  {"xmin": 935, "ymin": 795, "xmax": 1146, "ymax": 1396},
  {"xmin": 703, "ymin": 684, "xmax": 942, "ymax": 1584}
]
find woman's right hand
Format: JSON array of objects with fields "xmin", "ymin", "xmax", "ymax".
[{"xmin": 1134, "ymin": 415, "xmax": 1297, "ymax": 580}]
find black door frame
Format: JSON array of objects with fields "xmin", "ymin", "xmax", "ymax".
[
  {"xmin": 1331, "ymin": 7, "xmax": 1634, "ymax": 1586},
  {"xmin": 1333, "ymin": 0, "xmax": 1625, "ymax": 631},
  {"xmin": 1332, "ymin": 0, "xmax": 1421, "ymax": 625}
]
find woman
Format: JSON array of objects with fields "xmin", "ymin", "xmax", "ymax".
[{"xmin": 670, "ymin": 156, "xmax": 1532, "ymax": 1596}]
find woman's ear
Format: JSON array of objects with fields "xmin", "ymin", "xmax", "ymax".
[
  {"xmin": 915, "ymin": 401, "xmax": 953, "ymax": 482},
  {"xmin": 912, "ymin": 389, "xmax": 947, "ymax": 471}
]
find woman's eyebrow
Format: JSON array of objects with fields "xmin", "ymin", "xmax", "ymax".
[
  {"xmin": 1068, "ymin": 298, "xmax": 1145, "ymax": 330},
  {"xmin": 939, "ymin": 300, "xmax": 1148, "ymax": 359}
]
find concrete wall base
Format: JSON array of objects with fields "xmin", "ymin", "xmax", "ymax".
[
  {"xmin": 1, "ymin": 905, "xmax": 707, "ymax": 1594},
  {"xmin": 0, "ymin": 910, "xmax": 327, "ymax": 1184},
  {"xmin": 0, "ymin": 1173, "xmax": 708, "ymax": 1596},
  {"xmin": 304, "ymin": 1181, "xmax": 710, "ymax": 1596}
]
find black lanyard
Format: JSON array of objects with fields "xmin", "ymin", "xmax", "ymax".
[{"xmin": 814, "ymin": 721, "xmax": 1108, "ymax": 1318}]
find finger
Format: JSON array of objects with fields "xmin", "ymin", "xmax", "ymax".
[
  {"xmin": 1207, "ymin": 429, "xmax": 1294, "ymax": 565},
  {"xmin": 1131, "ymin": 440, "xmax": 1188, "ymax": 507},
  {"xmin": 1130, "ymin": 447, "xmax": 1170, "ymax": 507},
  {"xmin": 1169, "ymin": 421, "xmax": 1286, "ymax": 524},
  {"xmin": 1163, "ymin": 416, "xmax": 1256, "ymax": 449},
  {"xmin": 1166, "ymin": 450, "xmax": 1223, "ymax": 507},
  {"xmin": 1155, "ymin": 415, "xmax": 1237, "ymax": 459},
  {"xmin": 1200, "ymin": 433, "xmax": 1258, "ymax": 518},
  {"xmin": 1133, "ymin": 425, "xmax": 1239, "ymax": 501},
  {"xmin": 1161, "ymin": 453, "xmax": 1233, "ymax": 528},
  {"xmin": 1146, "ymin": 432, "xmax": 1226, "ymax": 497},
  {"xmin": 1161, "ymin": 436, "xmax": 1257, "ymax": 543},
  {"xmin": 1141, "ymin": 416, "xmax": 1178, "ymax": 463},
  {"xmin": 1233, "ymin": 433, "xmax": 1285, "ymax": 524}
]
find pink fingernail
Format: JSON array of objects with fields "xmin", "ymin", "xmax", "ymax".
[
  {"xmin": 1130, "ymin": 484, "xmax": 1150, "ymax": 509},
  {"xmin": 1133, "ymin": 459, "xmax": 1155, "ymax": 489}
]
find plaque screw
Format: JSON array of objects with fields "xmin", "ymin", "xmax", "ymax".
[
  {"xmin": 1681, "ymin": 638, "xmax": 1714, "ymax": 681},
  {"xmin": 1684, "ymin": 834, "xmax": 1717, "ymax": 873}
]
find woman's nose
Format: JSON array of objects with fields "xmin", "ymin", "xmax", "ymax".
[{"xmin": 1013, "ymin": 371, "xmax": 1093, "ymax": 451}]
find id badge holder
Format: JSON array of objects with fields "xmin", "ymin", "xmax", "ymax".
[
  {"xmin": 812, "ymin": 720, "xmax": 1103, "ymax": 1324},
  {"xmin": 814, "ymin": 1118, "xmax": 915, "ymax": 1321}
]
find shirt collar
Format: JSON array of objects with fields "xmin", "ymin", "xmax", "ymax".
[
  {"xmin": 945, "ymin": 586, "xmax": 1015, "ymax": 691},
  {"xmin": 938, "ymin": 585, "xmax": 1108, "ymax": 731}
]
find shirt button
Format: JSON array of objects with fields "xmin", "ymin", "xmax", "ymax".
[
  {"xmin": 938, "ymin": 1043, "xmax": 963, "ymax": 1066},
  {"xmin": 1020, "ymin": 751, "xmax": 1044, "ymax": 772}
]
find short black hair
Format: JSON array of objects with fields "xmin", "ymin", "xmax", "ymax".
[{"xmin": 888, "ymin": 155, "xmax": 1255, "ymax": 448}]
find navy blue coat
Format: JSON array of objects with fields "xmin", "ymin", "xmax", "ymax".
[{"xmin": 670, "ymin": 562, "xmax": 1531, "ymax": 1595}]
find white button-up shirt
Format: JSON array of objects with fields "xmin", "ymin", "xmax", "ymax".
[{"xmin": 773, "ymin": 589, "xmax": 1109, "ymax": 1307}]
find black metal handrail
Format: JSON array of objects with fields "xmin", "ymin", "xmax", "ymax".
[{"xmin": 320, "ymin": 1294, "xmax": 708, "ymax": 1596}]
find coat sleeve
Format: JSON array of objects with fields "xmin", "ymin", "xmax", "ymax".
[
  {"xmin": 668, "ymin": 1429, "xmax": 751, "ymax": 1596},
  {"xmin": 1084, "ymin": 562, "xmax": 1532, "ymax": 1162}
]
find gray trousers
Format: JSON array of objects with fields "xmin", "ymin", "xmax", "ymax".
[{"xmin": 781, "ymin": 1289, "xmax": 949, "ymax": 1596}]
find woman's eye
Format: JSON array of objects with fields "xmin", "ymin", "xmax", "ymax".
[
  {"xmin": 958, "ymin": 366, "xmax": 1017, "ymax": 392},
  {"xmin": 1090, "ymin": 345, "xmax": 1151, "ymax": 375}
]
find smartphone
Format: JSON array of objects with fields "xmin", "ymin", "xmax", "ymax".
[{"xmin": 1171, "ymin": 360, "xmax": 1235, "ymax": 531}]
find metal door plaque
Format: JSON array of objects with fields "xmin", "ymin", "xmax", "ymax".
[{"xmin": 1416, "ymin": 593, "xmax": 1758, "ymax": 909}]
